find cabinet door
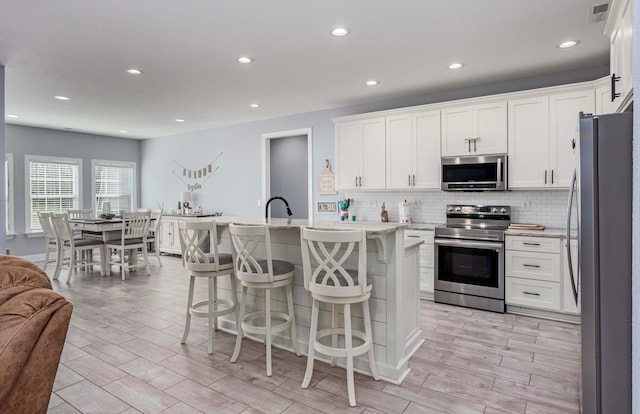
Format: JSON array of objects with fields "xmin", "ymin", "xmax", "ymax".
[
  {"xmin": 549, "ymin": 90, "xmax": 595, "ymax": 187},
  {"xmin": 619, "ymin": 0, "xmax": 633, "ymax": 105},
  {"xmin": 595, "ymin": 83, "xmax": 613, "ymax": 115},
  {"xmin": 360, "ymin": 118, "xmax": 386, "ymax": 189},
  {"xmin": 158, "ymin": 220, "xmax": 174, "ymax": 252},
  {"xmin": 563, "ymin": 239, "xmax": 580, "ymax": 314},
  {"xmin": 413, "ymin": 110, "xmax": 441, "ymax": 189},
  {"xmin": 474, "ymin": 101, "xmax": 508, "ymax": 155},
  {"xmin": 441, "ymin": 107, "xmax": 473, "ymax": 156},
  {"xmin": 508, "ymin": 97, "xmax": 550, "ymax": 188},
  {"xmin": 386, "ymin": 115, "xmax": 414, "ymax": 189},
  {"xmin": 335, "ymin": 122, "xmax": 362, "ymax": 190}
]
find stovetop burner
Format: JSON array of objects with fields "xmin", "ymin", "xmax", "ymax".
[{"xmin": 435, "ymin": 204, "xmax": 511, "ymax": 241}]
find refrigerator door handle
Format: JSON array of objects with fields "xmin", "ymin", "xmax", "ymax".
[{"xmin": 566, "ymin": 168, "xmax": 579, "ymax": 305}]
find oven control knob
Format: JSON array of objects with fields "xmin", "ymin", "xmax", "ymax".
[
  {"xmin": 492, "ymin": 207, "xmax": 499, "ymax": 213},
  {"xmin": 500, "ymin": 208, "xmax": 507, "ymax": 213},
  {"xmin": 448, "ymin": 206, "xmax": 454, "ymax": 212},
  {"xmin": 455, "ymin": 207, "xmax": 461, "ymax": 212}
]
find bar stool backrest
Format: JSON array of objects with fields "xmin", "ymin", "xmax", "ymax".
[
  {"xmin": 228, "ymin": 223, "xmax": 274, "ymax": 283},
  {"xmin": 178, "ymin": 220, "xmax": 226, "ymax": 273},
  {"xmin": 300, "ymin": 227, "xmax": 368, "ymax": 298}
]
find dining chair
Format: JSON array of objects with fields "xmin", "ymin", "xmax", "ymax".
[
  {"xmin": 178, "ymin": 220, "xmax": 239, "ymax": 354},
  {"xmin": 67, "ymin": 209, "xmax": 94, "ymax": 219},
  {"xmin": 105, "ymin": 211, "xmax": 151, "ymax": 280},
  {"xmin": 138, "ymin": 208, "xmax": 163, "ymax": 266},
  {"xmin": 50, "ymin": 213, "xmax": 105, "ymax": 284},
  {"xmin": 300, "ymin": 226, "xmax": 379, "ymax": 406},
  {"xmin": 228, "ymin": 223, "xmax": 300, "ymax": 376},
  {"xmin": 38, "ymin": 212, "xmax": 60, "ymax": 278}
]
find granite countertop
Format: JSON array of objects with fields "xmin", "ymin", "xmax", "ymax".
[
  {"xmin": 505, "ymin": 227, "xmax": 577, "ymax": 239},
  {"xmin": 407, "ymin": 222, "xmax": 441, "ymax": 231},
  {"xmin": 164, "ymin": 213, "xmax": 223, "ymax": 218},
  {"xmin": 205, "ymin": 216, "xmax": 407, "ymax": 234}
]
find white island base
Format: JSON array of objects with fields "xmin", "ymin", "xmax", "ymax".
[{"xmin": 199, "ymin": 217, "xmax": 423, "ymax": 384}]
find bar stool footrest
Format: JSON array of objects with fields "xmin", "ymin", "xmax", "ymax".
[
  {"xmin": 190, "ymin": 298, "xmax": 236, "ymax": 318},
  {"xmin": 314, "ymin": 327, "xmax": 371, "ymax": 358},
  {"xmin": 241, "ymin": 310, "xmax": 293, "ymax": 335}
]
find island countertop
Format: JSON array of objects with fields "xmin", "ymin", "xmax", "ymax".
[{"xmin": 200, "ymin": 216, "xmax": 409, "ymax": 233}]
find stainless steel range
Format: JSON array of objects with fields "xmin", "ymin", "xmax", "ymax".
[{"xmin": 434, "ymin": 204, "xmax": 511, "ymax": 313}]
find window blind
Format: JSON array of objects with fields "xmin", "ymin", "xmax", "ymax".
[
  {"xmin": 95, "ymin": 163, "xmax": 134, "ymax": 214},
  {"xmin": 28, "ymin": 159, "xmax": 80, "ymax": 231}
]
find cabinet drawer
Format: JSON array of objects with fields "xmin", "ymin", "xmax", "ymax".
[
  {"xmin": 506, "ymin": 236, "xmax": 560, "ymax": 253},
  {"xmin": 405, "ymin": 230, "xmax": 434, "ymax": 242},
  {"xmin": 506, "ymin": 277, "xmax": 561, "ymax": 311},
  {"xmin": 506, "ymin": 250, "xmax": 561, "ymax": 282}
]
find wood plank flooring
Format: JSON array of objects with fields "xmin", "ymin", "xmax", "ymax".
[{"xmin": 45, "ymin": 256, "xmax": 580, "ymax": 413}]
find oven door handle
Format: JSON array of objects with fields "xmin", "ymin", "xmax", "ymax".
[{"xmin": 435, "ymin": 238, "xmax": 504, "ymax": 250}]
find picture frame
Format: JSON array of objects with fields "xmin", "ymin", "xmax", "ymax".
[{"xmin": 316, "ymin": 201, "xmax": 338, "ymax": 214}]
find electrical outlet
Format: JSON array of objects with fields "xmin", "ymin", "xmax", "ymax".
[
  {"xmin": 257, "ymin": 199, "xmax": 262, "ymax": 207},
  {"xmin": 522, "ymin": 201, "xmax": 530, "ymax": 211}
]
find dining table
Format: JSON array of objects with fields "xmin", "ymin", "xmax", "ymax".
[{"xmin": 69, "ymin": 218, "xmax": 155, "ymax": 276}]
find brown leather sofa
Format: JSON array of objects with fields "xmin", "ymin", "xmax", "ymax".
[{"xmin": 0, "ymin": 255, "xmax": 73, "ymax": 413}]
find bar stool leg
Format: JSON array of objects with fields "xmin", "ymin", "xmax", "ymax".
[
  {"xmin": 285, "ymin": 284, "xmax": 300, "ymax": 356},
  {"xmin": 182, "ymin": 275, "xmax": 196, "ymax": 344},
  {"xmin": 213, "ymin": 277, "xmax": 219, "ymax": 331},
  {"xmin": 331, "ymin": 304, "xmax": 338, "ymax": 367},
  {"xmin": 302, "ymin": 298, "xmax": 319, "ymax": 388},
  {"xmin": 231, "ymin": 285, "xmax": 247, "ymax": 362},
  {"xmin": 363, "ymin": 300, "xmax": 380, "ymax": 380},
  {"xmin": 344, "ymin": 303, "xmax": 356, "ymax": 407},
  {"xmin": 207, "ymin": 277, "xmax": 214, "ymax": 354},
  {"xmin": 265, "ymin": 288, "xmax": 272, "ymax": 377}
]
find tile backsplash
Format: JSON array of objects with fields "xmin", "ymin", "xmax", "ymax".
[{"xmin": 341, "ymin": 190, "xmax": 577, "ymax": 230}]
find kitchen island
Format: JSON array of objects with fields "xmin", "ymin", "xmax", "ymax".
[{"xmin": 179, "ymin": 216, "xmax": 422, "ymax": 384}]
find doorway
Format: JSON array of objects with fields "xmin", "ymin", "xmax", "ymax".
[{"xmin": 261, "ymin": 128, "xmax": 312, "ymax": 219}]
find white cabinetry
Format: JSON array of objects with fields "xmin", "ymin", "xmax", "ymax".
[
  {"xmin": 506, "ymin": 236, "xmax": 561, "ymax": 311},
  {"xmin": 549, "ymin": 89, "xmax": 595, "ymax": 187},
  {"xmin": 158, "ymin": 216, "xmax": 181, "ymax": 254},
  {"xmin": 595, "ymin": 77, "xmax": 614, "ymax": 115},
  {"xmin": 562, "ymin": 239, "xmax": 580, "ymax": 314},
  {"xmin": 605, "ymin": 0, "xmax": 633, "ymax": 112},
  {"xmin": 441, "ymin": 101, "xmax": 507, "ymax": 156},
  {"xmin": 405, "ymin": 229, "xmax": 434, "ymax": 298},
  {"xmin": 335, "ymin": 117, "xmax": 386, "ymax": 190},
  {"xmin": 386, "ymin": 110, "xmax": 440, "ymax": 189}
]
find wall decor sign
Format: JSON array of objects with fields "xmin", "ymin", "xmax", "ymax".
[
  {"xmin": 318, "ymin": 159, "xmax": 337, "ymax": 195},
  {"xmin": 317, "ymin": 201, "xmax": 338, "ymax": 213},
  {"xmin": 172, "ymin": 152, "xmax": 223, "ymax": 191}
]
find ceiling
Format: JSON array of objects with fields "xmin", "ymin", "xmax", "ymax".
[{"xmin": 0, "ymin": 0, "xmax": 611, "ymax": 139}]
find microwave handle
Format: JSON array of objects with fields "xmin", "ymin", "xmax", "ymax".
[{"xmin": 497, "ymin": 158, "xmax": 503, "ymax": 183}]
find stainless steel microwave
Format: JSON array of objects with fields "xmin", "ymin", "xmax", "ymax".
[{"xmin": 441, "ymin": 154, "xmax": 507, "ymax": 191}]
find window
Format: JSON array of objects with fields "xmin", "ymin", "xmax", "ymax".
[
  {"xmin": 92, "ymin": 160, "xmax": 136, "ymax": 215},
  {"xmin": 25, "ymin": 155, "xmax": 82, "ymax": 233},
  {"xmin": 5, "ymin": 153, "xmax": 14, "ymax": 234}
]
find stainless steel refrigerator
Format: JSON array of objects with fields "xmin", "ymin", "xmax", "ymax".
[{"xmin": 566, "ymin": 112, "xmax": 632, "ymax": 414}]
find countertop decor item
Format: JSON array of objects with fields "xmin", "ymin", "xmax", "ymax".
[
  {"xmin": 338, "ymin": 198, "xmax": 350, "ymax": 221},
  {"xmin": 381, "ymin": 203, "xmax": 389, "ymax": 222}
]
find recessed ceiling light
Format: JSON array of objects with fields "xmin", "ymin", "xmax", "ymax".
[
  {"xmin": 366, "ymin": 80, "xmax": 379, "ymax": 86},
  {"xmin": 54, "ymin": 95, "xmax": 70, "ymax": 101},
  {"xmin": 249, "ymin": 103, "xmax": 260, "ymax": 108},
  {"xmin": 175, "ymin": 119, "xmax": 185, "ymax": 123},
  {"xmin": 237, "ymin": 57, "xmax": 254, "ymax": 64},
  {"xmin": 126, "ymin": 68, "xmax": 143, "ymax": 75},
  {"xmin": 119, "ymin": 130, "xmax": 127, "ymax": 133},
  {"xmin": 330, "ymin": 27, "xmax": 350, "ymax": 37},
  {"xmin": 448, "ymin": 63, "xmax": 464, "ymax": 70},
  {"xmin": 557, "ymin": 40, "xmax": 579, "ymax": 49},
  {"xmin": 7, "ymin": 114, "xmax": 19, "ymax": 118}
]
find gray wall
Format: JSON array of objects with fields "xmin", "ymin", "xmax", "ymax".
[
  {"xmin": 5, "ymin": 125, "xmax": 141, "ymax": 256},
  {"xmin": 270, "ymin": 135, "xmax": 308, "ymax": 219},
  {"xmin": 0, "ymin": 65, "xmax": 4, "ymax": 253}
]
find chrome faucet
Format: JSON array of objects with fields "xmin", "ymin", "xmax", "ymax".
[{"xmin": 265, "ymin": 196, "xmax": 293, "ymax": 219}]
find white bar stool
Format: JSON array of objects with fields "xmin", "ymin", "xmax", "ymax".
[
  {"xmin": 228, "ymin": 223, "xmax": 300, "ymax": 376},
  {"xmin": 300, "ymin": 226, "xmax": 379, "ymax": 407},
  {"xmin": 178, "ymin": 220, "xmax": 239, "ymax": 355}
]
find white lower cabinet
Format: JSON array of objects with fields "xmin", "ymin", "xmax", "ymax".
[
  {"xmin": 158, "ymin": 216, "xmax": 181, "ymax": 254},
  {"xmin": 505, "ymin": 235, "xmax": 578, "ymax": 319},
  {"xmin": 405, "ymin": 229, "xmax": 434, "ymax": 299}
]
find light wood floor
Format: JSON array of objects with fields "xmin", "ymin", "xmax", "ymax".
[{"xmin": 45, "ymin": 256, "xmax": 581, "ymax": 414}]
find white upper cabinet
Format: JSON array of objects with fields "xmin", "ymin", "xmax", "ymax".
[
  {"xmin": 441, "ymin": 101, "xmax": 507, "ymax": 156},
  {"xmin": 508, "ymin": 96, "xmax": 550, "ymax": 188},
  {"xmin": 595, "ymin": 77, "xmax": 614, "ymax": 115},
  {"xmin": 386, "ymin": 110, "xmax": 440, "ymax": 189},
  {"xmin": 549, "ymin": 89, "xmax": 595, "ymax": 188},
  {"xmin": 335, "ymin": 117, "xmax": 386, "ymax": 190},
  {"xmin": 605, "ymin": 0, "xmax": 633, "ymax": 112}
]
